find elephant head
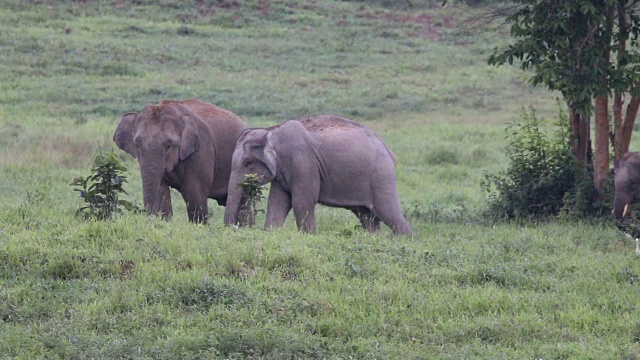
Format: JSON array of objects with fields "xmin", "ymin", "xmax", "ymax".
[
  {"xmin": 613, "ymin": 152, "xmax": 640, "ymax": 254},
  {"xmin": 223, "ymin": 128, "xmax": 277, "ymax": 225},
  {"xmin": 613, "ymin": 152, "xmax": 640, "ymax": 223},
  {"xmin": 114, "ymin": 104, "xmax": 200, "ymax": 218}
]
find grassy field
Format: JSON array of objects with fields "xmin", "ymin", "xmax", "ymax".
[{"xmin": 1, "ymin": 1, "xmax": 639, "ymax": 358}]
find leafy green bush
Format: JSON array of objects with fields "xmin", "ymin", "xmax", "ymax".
[
  {"xmin": 70, "ymin": 149, "xmax": 138, "ymax": 220},
  {"xmin": 481, "ymin": 106, "xmax": 600, "ymax": 220}
]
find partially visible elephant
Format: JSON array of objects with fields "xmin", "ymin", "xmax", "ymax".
[
  {"xmin": 223, "ymin": 114, "xmax": 412, "ymax": 235},
  {"xmin": 114, "ymin": 99, "xmax": 248, "ymax": 223},
  {"xmin": 613, "ymin": 151, "xmax": 640, "ymax": 253}
]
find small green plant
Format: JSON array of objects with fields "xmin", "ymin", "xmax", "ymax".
[
  {"xmin": 343, "ymin": 256, "xmax": 363, "ymax": 277},
  {"xmin": 236, "ymin": 173, "xmax": 266, "ymax": 226},
  {"xmin": 70, "ymin": 149, "xmax": 139, "ymax": 220}
]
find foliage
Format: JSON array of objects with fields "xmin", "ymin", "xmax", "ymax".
[
  {"xmin": 481, "ymin": 106, "xmax": 604, "ymax": 219},
  {"xmin": 488, "ymin": 0, "xmax": 640, "ymax": 117},
  {"xmin": 70, "ymin": 149, "xmax": 138, "ymax": 220},
  {"xmin": 237, "ymin": 173, "xmax": 267, "ymax": 225}
]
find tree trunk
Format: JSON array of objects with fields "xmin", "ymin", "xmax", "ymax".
[
  {"xmin": 594, "ymin": 95, "xmax": 609, "ymax": 199},
  {"xmin": 620, "ymin": 96, "xmax": 640, "ymax": 156},
  {"xmin": 594, "ymin": 6, "xmax": 612, "ymax": 199},
  {"xmin": 569, "ymin": 107, "xmax": 590, "ymax": 166},
  {"xmin": 613, "ymin": 93, "xmax": 624, "ymax": 159},
  {"xmin": 613, "ymin": 95, "xmax": 640, "ymax": 161},
  {"xmin": 613, "ymin": 1, "xmax": 634, "ymax": 161}
]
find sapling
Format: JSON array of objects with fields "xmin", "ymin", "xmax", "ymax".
[
  {"xmin": 71, "ymin": 149, "xmax": 139, "ymax": 220},
  {"xmin": 236, "ymin": 173, "xmax": 266, "ymax": 226}
]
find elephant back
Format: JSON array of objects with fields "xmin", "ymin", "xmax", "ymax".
[
  {"xmin": 297, "ymin": 115, "xmax": 366, "ymax": 133},
  {"xmin": 165, "ymin": 100, "xmax": 245, "ymax": 128},
  {"xmin": 296, "ymin": 114, "xmax": 397, "ymax": 164}
]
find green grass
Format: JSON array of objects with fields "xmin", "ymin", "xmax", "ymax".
[{"xmin": 1, "ymin": 1, "xmax": 639, "ymax": 358}]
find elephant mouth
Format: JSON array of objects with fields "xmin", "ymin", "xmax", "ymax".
[{"xmin": 163, "ymin": 172, "xmax": 181, "ymax": 188}]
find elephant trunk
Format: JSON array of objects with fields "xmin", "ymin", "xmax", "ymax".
[
  {"xmin": 140, "ymin": 160, "xmax": 165, "ymax": 217},
  {"xmin": 613, "ymin": 192, "xmax": 631, "ymax": 223},
  {"xmin": 224, "ymin": 173, "xmax": 245, "ymax": 226},
  {"xmin": 611, "ymin": 192, "xmax": 640, "ymax": 239}
]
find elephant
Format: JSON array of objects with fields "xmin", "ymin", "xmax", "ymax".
[
  {"xmin": 223, "ymin": 114, "xmax": 412, "ymax": 235},
  {"xmin": 613, "ymin": 151, "xmax": 640, "ymax": 253},
  {"xmin": 113, "ymin": 99, "xmax": 248, "ymax": 223}
]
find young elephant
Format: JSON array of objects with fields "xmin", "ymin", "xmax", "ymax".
[
  {"xmin": 613, "ymin": 151, "xmax": 640, "ymax": 253},
  {"xmin": 224, "ymin": 115, "xmax": 412, "ymax": 235},
  {"xmin": 114, "ymin": 99, "xmax": 248, "ymax": 223}
]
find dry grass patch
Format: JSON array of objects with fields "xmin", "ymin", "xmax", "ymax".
[{"xmin": 0, "ymin": 132, "xmax": 112, "ymax": 168}]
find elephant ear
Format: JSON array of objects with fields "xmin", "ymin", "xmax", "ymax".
[
  {"xmin": 250, "ymin": 132, "xmax": 277, "ymax": 178},
  {"xmin": 179, "ymin": 114, "xmax": 200, "ymax": 160},
  {"xmin": 114, "ymin": 112, "xmax": 138, "ymax": 158}
]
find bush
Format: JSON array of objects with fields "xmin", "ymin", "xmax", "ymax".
[
  {"xmin": 71, "ymin": 149, "xmax": 139, "ymax": 220},
  {"xmin": 480, "ymin": 106, "xmax": 601, "ymax": 220}
]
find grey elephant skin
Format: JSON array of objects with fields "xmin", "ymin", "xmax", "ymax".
[
  {"xmin": 114, "ymin": 99, "xmax": 247, "ymax": 223},
  {"xmin": 223, "ymin": 114, "xmax": 412, "ymax": 235},
  {"xmin": 613, "ymin": 151, "xmax": 640, "ymax": 235}
]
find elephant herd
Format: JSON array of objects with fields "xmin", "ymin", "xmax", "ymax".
[
  {"xmin": 114, "ymin": 99, "xmax": 412, "ymax": 236},
  {"xmin": 114, "ymin": 98, "xmax": 640, "ymax": 246}
]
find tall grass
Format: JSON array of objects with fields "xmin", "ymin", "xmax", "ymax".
[{"xmin": 1, "ymin": 1, "xmax": 638, "ymax": 358}]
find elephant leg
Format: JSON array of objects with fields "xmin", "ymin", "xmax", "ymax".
[
  {"xmin": 265, "ymin": 181, "xmax": 292, "ymax": 229},
  {"xmin": 291, "ymin": 186, "xmax": 317, "ymax": 234},
  {"xmin": 160, "ymin": 182, "xmax": 173, "ymax": 220},
  {"xmin": 181, "ymin": 187, "xmax": 208, "ymax": 224},
  {"xmin": 373, "ymin": 189, "xmax": 412, "ymax": 236},
  {"xmin": 349, "ymin": 206, "xmax": 381, "ymax": 233}
]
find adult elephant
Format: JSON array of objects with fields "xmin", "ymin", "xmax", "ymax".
[
  {"xmin": 613, "ymin": 151, "xmax": 640, "ymax": 253},
  {"xmin": 223, "ymin": 114, "xmax": 412, "ymax": 235},
  {"xmin": 114, "ymin": 99, "xmax": 248, "ymax": 223}
]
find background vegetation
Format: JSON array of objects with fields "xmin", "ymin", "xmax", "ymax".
[{"xmin": 1, "ymin": 1, "xmax": 639, "ymax": 358}]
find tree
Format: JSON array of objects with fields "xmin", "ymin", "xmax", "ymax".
[{"xmin": 488, "ymin": 0, "xmax": 640, "ymax": 198}]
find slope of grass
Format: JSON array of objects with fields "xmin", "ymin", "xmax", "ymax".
[{"xmin": 1, "ymin": 1, "xmax": 639, "ymax": 359}]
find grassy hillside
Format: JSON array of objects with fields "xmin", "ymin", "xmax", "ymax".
[{"xmin": 1, "ymin": 1, "xmax": 639, "ymax": 359}]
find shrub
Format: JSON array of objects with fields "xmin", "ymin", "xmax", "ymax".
[
  {"xmin": 480, "ymin": 106, "xmax": 601, "ymax": 220},
  {"xmin": 70, "ymin": 149, "xmax": 139, "ymax": 220}
]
